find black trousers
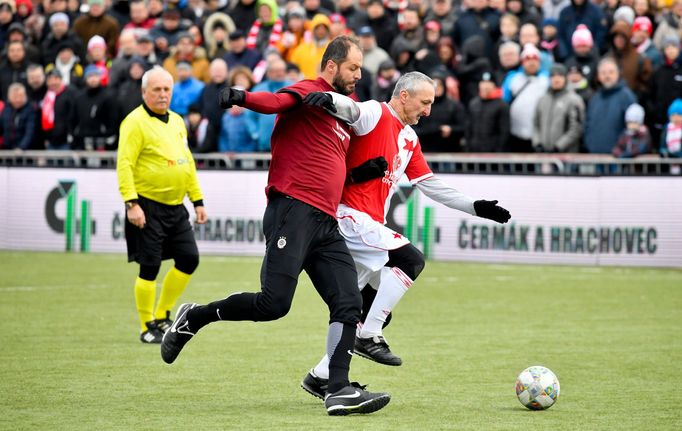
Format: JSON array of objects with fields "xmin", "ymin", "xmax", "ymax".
[
  {"xmin": 236, "ymin": 193, "xmax": 362, "ymax": 325},
  {"xmin": 125, "ymin": 195, "xmax": 199, "ymax": 266}
]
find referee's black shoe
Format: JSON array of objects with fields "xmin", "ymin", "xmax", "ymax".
[
  {"xmin": 140, "ymin": 321, "xmax": 164, "ymax": 344},
  {"xmin": 161, "ymin": 303, "xmax": 198, "ymax": 364},
  {"xmin": 154, "ymin": 311, "xmax": 173, "ymax": 333},
  {"xmin": 354, "ymin": 335, "xmax": 403, "ymax": 366},
  {"xmin": 324, "ymin": 385, "xmax": 391, "ymax": 416},
  {"xmin": 301, "ymin": 370, "xmax": 328, "ymax": 400}
]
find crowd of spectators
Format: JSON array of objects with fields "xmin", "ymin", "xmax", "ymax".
[{"xmin": 0, "ymin": 0, "xmax": 681, "ymax": 159}]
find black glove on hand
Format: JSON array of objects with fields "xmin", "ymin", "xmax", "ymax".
[
  {"xmin": 348, "ymin": 156, "xmax": 388, "ymax": 184},
  {"xmin": 474, "ymin": 200, "xmax": 511, "ymax": 224},
  {"xmin": 302, "ymin": 92, "xmax": 336, "ymax": 113},
  {"xmin": 218, "ymin": 87, "xmax": 246, "ymax": 109}
]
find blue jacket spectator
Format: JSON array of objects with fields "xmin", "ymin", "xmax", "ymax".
[
  {"xmin": 585, "ymin": 60, "xmax": 637, "ymax": 153},
  {"xmin": 557, "ymin": 0, "xmax": 607, "ymax": 61},
  {"xmin": 245, "ymin": 59, "xmax": 291, "ymax": 151},
  {"xmin": 1, "ymin": 83, "xmax": 37, "ymax": 150},
  {"xmin": 170, "ymin": 62, "xmax": 205, "ymax": 116},
  {"xmin": 219, "ymin": 107, "xmax": 257, "ymax": 152},
  {"xmin": 451, "ymin": 2, "xmax": 501, "ymax": 63}
]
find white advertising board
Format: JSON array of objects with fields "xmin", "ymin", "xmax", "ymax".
[{"xmin": 1, "ymin": 168, "xmax": 680, "ymax": 268}]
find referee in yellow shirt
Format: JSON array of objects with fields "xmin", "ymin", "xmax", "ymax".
[{"xmin": 117, "ymin": 66, "xmax": 208, "ymax": 344}]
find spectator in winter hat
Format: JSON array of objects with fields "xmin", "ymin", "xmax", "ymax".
[
  {"xmin": 653, "ymin": 0, "xmax": 682, "ymax": 51},
  {"xmin": 224, "ymin": 29, "xmax": 262, "ymax": 71},
  {"xmin": 70, "ymin": 62, "xmax": 118, "ymax": 151},
  {"xmin": 567, "ymin": 64, "xmax": 593, "ymax": 107},
  {"xmin": 649, "ymin": 34, "xmax": 682, "ymax": 144},
  {"xmin": 424, "ymin": 20, "xmax": 442, "ymax": 49},
  {"xmin": 329, "ymin": 13, "xmax": 349, "ymax": 39},
  {"xmin": 73, "ymin": 0, "xmax": 121, "ymax": 57},
  {"xmin": 564, "ymin": 24, "xmax": 599, "ymax": 86},
  {"xmin": 289, "ymin": 14, "xmax": 331, "ymax": 79},
  {"xmin": 541, "ymin": 18, "xmax": 560, "ymax": 60},
  {"xmin": 613, "ymin": 6, "xmax": 635, "ymax": 26},
  {"xmin": 0, "ymin": 0, "xmax": 15, "ymax": 53},
  {"xmin": 608, "ymin": 19, "xmax": 652, "ymax": 100},
  {"xmin": 86, "ymin": 35, "xmax": 111, "ymax": 86},
  {"xmin": 467, "ymin": 70, "xmax": 510, "ymax": 152},
  {"xmin": 42, "ymin": 12, "xmax": 86, "ymax": 66},
  {"xmin": 660, "ymin": 98, "xmax": 682, "ymax": 158},
  {"xmin": 276, "ymin": 6, "xmax": 306, "ymax": 62},
  {"xmin": 7, "ymin": 22, "xmax": 40, "ymax": 64},
  {"xmin": 357, "ymin": 25, "xmax": 390, "ymax": 79},
  {"xmin": 504, "ymin": 43, "xmax": 550, "ymax": 152},
  {"xmin": 612, "ymin": 103, "xmax": 652, "ymax": 158},
  {"xmin": 519, "ymin": 23, "xmax": 553, "ymax": 73},
  {"xmin": 557, "ymin": 0, "xmax": 607, "ymax": 60},
  {"xmin": 373, "ymin": 58, "xmax": 400, "ymax": 102},
  {"xmin": 245, "ymin": 0, "xmax": 283, "ymax": 54},
  {"xmin": 631, "ymin": 16, "xmax": 662, "ymax": 68},
  {"xmin": 533, "ymin": 63, "xmax": 585, "ymax": 153}
]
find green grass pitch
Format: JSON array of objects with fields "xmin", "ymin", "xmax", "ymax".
[{"xmin": 1, "ymin": 251, "xmax": 680, "ymax": 430}]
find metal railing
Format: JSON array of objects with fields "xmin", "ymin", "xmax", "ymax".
[{"xmin": 0, "ymin": 150, "xmax": 679, "ymax": 175}]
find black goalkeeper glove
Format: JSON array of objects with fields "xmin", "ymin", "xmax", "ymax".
[
  {"xmin": 348, "ymin": 156, "xmax": 388, "ymax": 184},
  {"xmin": 302, "ymin": 91, "xmax": 336, "ymax": 113},
  {"xmin": 218, "ymin": 87, "xmax": 246, "ymax": 109},
  {"xmin": 473, "ymin": 200, "xmax": 511, "ymax": 224}
]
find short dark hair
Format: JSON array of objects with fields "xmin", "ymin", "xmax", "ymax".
[{"xmin": 320, "ymin": 35, "xmax": 360, "ymax": 71}]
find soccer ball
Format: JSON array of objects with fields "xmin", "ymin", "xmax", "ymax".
[{"xmin": 515, "ymin": 366, "xmax": 560, "ymax": 410}]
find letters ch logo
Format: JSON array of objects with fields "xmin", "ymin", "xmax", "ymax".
[{"xmin": 277, "ymin": 236, "xmax": 287, "ymax": 249}]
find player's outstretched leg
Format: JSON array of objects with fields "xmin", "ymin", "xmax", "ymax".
[
  {"xmin": 160, "ymin": 303, "xmax": 198, "ymax": 364},
  {"xmin": 324, "ymin": 386, "xmax": 391, "ymax": 416}
]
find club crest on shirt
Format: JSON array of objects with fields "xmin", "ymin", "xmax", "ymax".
[
  {"xmin": 277, "ymin": 236, "xmax": 287, "ymax": 249},
  {"xmin": 382, "ymin": 154, "xmax": 402, "ymax": 186}
]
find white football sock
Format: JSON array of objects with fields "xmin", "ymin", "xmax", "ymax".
[
  {"xmin": 358, "ymin": 266, "xmax": 412, "ymax": 339},
  {"xmin": 312, "ymin": 354, "xmax": 330, "ymax": 380}
]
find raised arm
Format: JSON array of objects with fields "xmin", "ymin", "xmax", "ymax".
[{"xmin": 218, "ymin": 87, "xmax": 299, "ymax": 114}]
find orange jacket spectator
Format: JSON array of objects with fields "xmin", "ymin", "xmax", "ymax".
[{"xmin": 162, "ymin": 32, "xmax": 210, "ymax": 83}]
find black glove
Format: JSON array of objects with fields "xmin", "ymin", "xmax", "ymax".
[
  {"xmin": 473, "ymin": 200, "xmax": 511, "ymax": 224},
  {"xmin": 218, "ymin": 87, "xmax": 246, "ymax": 109},
  {"xmin": 302, "ymin": 91, "xmax": 336, "ymax": 113},
  {"xmin": 348, "ymin": 157, "xmax": 388, "ymax": 184}
]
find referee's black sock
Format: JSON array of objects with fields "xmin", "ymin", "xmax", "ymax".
[
  {"xmin": 188, "ymin": 292, "xmax": 257, "ymax": 331},
  {"xmin": 327, "ymin": 322, "xmax": 356, "ymax": 394}
]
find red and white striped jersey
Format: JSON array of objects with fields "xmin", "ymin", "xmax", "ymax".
[{"xmin": 341, "ymin": 101, "xmax": 433, "ymax": 224}]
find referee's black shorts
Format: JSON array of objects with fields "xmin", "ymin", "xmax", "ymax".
[{"xmin": 125, "ymin": 195, "xmax": 198, "ymax": 266}]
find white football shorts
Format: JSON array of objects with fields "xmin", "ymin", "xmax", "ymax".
[{"xmin": 336, "ymin": 204, "xmax": 411, "ymax": 289}]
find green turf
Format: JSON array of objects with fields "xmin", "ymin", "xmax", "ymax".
[{"xmin": 1, "ymin": 251, "xmax": 680, "ymax": 430}]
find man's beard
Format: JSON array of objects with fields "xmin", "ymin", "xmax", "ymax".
[{"xmin": 332, "ymin": 72, "xmax": 355, "ymax": 95}]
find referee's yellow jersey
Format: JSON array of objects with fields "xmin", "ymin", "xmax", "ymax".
[{"xmin": 117, "ymin": 105, "xmax": 203, "ymax": 206}]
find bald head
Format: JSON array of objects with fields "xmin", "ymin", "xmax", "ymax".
[{"xmin": 209, "ymin": 58, "xmax": 228, "ymax": 83}]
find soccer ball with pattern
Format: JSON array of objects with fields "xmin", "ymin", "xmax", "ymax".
[{"xmin": 515, "ymin": 366, "xmax": 560, "ymax": 410}]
